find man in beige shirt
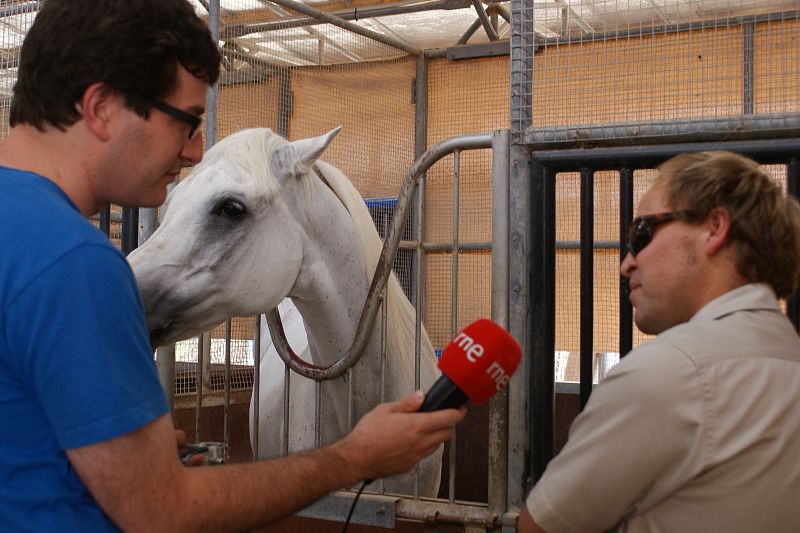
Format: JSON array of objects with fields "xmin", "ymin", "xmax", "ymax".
[{"xmin": 520, "ymin": 151, "xmax": 800, "ymax": 532}]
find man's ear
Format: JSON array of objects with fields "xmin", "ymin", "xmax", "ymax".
[
  {"xmin": 78, "ymin": 82, "xmax": 118, "ymax": 142},
  {"xmin": 705, "ymin": 206, "xmax": 733, "ymax": 255}
]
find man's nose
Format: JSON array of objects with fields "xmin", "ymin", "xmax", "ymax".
[
  {"xmin": 620, "ymin": 251, "xmax": 636, "ymax": 278},
  {"xmin": 181, "ymin": 132, "xmax": 204, "ymax": 166}
]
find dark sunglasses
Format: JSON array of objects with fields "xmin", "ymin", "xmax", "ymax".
[
  {"xmin": 627, "ymin": 210, "xmax": 696, "ymax": 257},
  {"xmin": 148, "ymin": 99, "xmax": 203, "ymax": 140}
]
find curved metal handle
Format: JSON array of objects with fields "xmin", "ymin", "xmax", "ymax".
[{"xmin": 267, "ymin": 132, "xmax": 496, "ymax": 381}]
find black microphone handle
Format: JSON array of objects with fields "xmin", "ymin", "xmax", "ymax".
[{"xmin": 419, "ymin": 375, "xmax": 469, "ymax": 412}]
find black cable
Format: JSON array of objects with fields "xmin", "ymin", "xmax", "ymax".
[{"xmin": 341, "ymin": 480, "xmax": 370, "ymax": 533}]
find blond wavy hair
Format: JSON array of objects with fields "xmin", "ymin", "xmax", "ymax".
[{"xmin": 656, "ymin": 151, "xmax": 800, "ymax": 298}]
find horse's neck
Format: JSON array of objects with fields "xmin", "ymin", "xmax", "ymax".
[{"xmin": 287, "ymin": 176, "xmax": 380, "ymax": 368}]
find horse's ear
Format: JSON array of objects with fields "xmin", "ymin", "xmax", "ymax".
[{"xmin": 274, "ymin": 126, "xmax": 342, "ymax": 179}]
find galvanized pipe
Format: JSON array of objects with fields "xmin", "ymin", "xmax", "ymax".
[
  {"xmin": 261, "ymin": 0, "xmax": 421, "ymax": 55},
  {"xmin": 488, "ymin": 129, "xmax": 510, "ymax": 517},
  {"xmin": 523, "ymin": 113, "xmax": 800, "ymax": 149},
  {"xmin": 252, "ymin": 317, "xmax": 261, "ymax": 460},
  {"xmin": 471, "ymin": 0, "xmax": 498, "ymax": 41},
  {"xmin": 222, "ymin": 0, "xmax": 471, "ymax": 37},
  {"xmin": 579, "ymin": 168, "xmax": 594, "ymax": 409}
]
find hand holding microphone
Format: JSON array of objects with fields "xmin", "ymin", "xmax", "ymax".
[
  {"xmin": 342, "ymin": 319, "xmax": 521, "ymax": 532},
  {"xmin": 421, "ymin": 319, "xmax": 522, "ymax": 412}
]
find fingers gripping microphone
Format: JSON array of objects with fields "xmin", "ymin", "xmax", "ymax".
[
  {"xmin": 347, "ymin": 320, "xmax": 521, "ymax": 533},
  {"xmin": 420, "ymin": 319, "xmax": 522, "ymax": 412}
]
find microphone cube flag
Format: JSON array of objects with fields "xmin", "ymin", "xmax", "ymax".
[{"xmin": 438, "ymin": 319, "xmax": 522, "ymax": 405}]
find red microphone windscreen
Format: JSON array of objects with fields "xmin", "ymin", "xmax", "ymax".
[{"xmin": 438, "ymin": 319, "xmax": 522, "ymax": 405}]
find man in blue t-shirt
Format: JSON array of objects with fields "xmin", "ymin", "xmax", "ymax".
[{"xmin": 0, "ymin": 1, "xmax": 465, "ymax": 531}]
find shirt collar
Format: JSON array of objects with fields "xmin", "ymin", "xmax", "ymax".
[{"xmin": 690, "ymin": 283, "xmax": 780, "ymax": 323}]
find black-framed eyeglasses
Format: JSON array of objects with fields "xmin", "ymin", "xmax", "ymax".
[
  {"xmin": 148, "ymin": 99, "xmax": 203, "ymax": 140},
  {"xmin": 626, "ymin": 210, "xmax": 696, "ymax": 257}
]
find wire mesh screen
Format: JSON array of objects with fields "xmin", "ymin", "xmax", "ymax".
[
  {"xmin": 424, "ymin": 56, "xmax": 508, "ymax": 348},
  {"xmin": 512, "ymin": 1, "xmax": 800, "ymax": 142}
]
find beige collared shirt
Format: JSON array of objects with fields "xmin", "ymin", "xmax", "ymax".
[{"xmin": 526, "ymin": 283, "xmax": 800, "ymax": 532}]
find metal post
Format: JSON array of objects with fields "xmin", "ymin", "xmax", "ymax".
[
  {"xmin": 619, "ymin": 168, "xmax": 634, "ymax": 357},
  {"xmin": 509, "ymin": 0, "xmax": 534, "ymax": 510},
  {"xmin": 252, "ymin": 316, "xmax": 261, "ymax": 460},
  {"xmin": 206, "ymin": 0, "xmax": 220, "ymax": 148},
  {"xmin": 488, "ymin": 129, "xmax": 510, "ymax": 525},
  {"xmin": 579, "ymin": 169, "xmax": 594, "ymax": 409}
]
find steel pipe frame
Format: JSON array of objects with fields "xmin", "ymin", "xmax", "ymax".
[
  {"xmin": 257, "ymin": 0, "xmax": 421, "ymax": 55},
  {"xmin": 523, "ymin": 114, "xmax": 800, "ymax": 150},
  {"xmin": 222, "ymin": 0, "xmax": 472, "ymax": 37}
]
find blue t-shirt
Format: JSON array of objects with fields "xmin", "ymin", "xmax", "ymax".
[{"xmin": 0, "ymin": 168, "xmax": 168, "ymax": 531}]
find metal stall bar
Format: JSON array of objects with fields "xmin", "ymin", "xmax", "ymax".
[
  {"xmin": 448, "ymin": 149, "xmax": 461, "ymax": 503},
  {"xmin": 619, "ymin": 168, "xmax": 634, "ymax": 357},
  {"xmin": 508, "ymin": 0, "xmax": 534, "ymax": 517},
  {"xmin": 787, "ymin": 158, "xmax": 800, "ymax": 331},
  {"xmin": 224, "ymin": 320, "xmax": 231, "ymax": 448},
  {"xmin": 528, "ymin": 158, "xmax": 555, "ymax": 485},
  {"xmin": 265, "ymin": 0, "xmax": 421, "ymax": 55},
  {"xmin": 489, "ymin": 129, "xmax": 512, "ymax": 526},
  {"xmin": 579, "ymin": 169, "xmax": 594, "ymax": 409},
  {"xmin": 252, "ymin": 317, "xmax": 261, "ymax": 460},
  {"xmin": 523, "ymin": 115, "xmax": 800, "ymax": 150}
]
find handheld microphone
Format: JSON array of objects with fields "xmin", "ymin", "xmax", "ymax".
[
  {"xmin": 420, "ymin": 319, "xmax": 521, "ymax": 412},
  {"xmin": 352, "ymin": 319, "xmax": 520, "ymax": 522}
]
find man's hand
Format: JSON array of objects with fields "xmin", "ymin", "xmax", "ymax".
[
  {"xmin": 175, "ymin": 429, "xmax": 204, "ymax": 466},
  {"xmin": 334, "ymin": 390, "xmax": 466, "ymax": 481}
]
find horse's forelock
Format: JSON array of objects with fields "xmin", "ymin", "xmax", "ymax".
[{"xmin": 203, "ymin": 128, "xmax": 285, "ymax": 196}]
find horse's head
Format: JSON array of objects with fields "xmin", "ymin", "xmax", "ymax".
[{"xmin": 128, "ymin": 127, "xmax": 341, "ymax": 347}]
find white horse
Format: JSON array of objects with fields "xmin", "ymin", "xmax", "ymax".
[{"xmin": 128, "ymin": 127, "xmax": 441, "ymax": 496}]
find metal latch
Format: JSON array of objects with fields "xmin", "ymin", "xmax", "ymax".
[{"xmin": 180, "ymin": 441, "xmax": 229, "ymax": 466}]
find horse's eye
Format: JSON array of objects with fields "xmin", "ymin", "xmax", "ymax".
[{"xmin": 212, "ymin": 199, "xmax": 247, "ymax": 220}]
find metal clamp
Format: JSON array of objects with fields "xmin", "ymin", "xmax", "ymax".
[{"xmin": 180, "ymin": 441, "xmax": 229, "ymax": 466}]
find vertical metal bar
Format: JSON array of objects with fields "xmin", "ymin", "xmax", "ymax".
[
  {"xmin": 448, "ymin": 149, "xmax": 461, "ymax": 503},
  {"xmin": 205, "ymin": 0, "xmax": 220, "ymax": 148},
  {"xmin": 283, "ymin": 365, "xmax": 291, "ymax": 456},
  {"xmin": 451, "ymin": 149, "xmax": 461, "ymax": 329},
  {"xmin": 195, "ymin": 333, "xmax": 205, "ymax": 441},
  {"xmin": 619, "ymin": 168, "xmax": 634, "ymax": 357},
  {"xmin": 314, "ymin": 380, "xmax": 322, "ymax": 448},
  {"xmin": 253, "ymin": 316, "xmax": 261, "ymax": 460},
  {"xmin": 489, "ymin": 130, "xmax": 510, "ymax": 517},
  {"xmin": 120, "ymin": 207, "xmax": 139, "ymax": 255},
  {"xmin": 742, "ymin": 22, "xmax": 754, "ymax": 116},
  {"xmin": 99, "ymin": 206, "xmax": 111, "ymax": 237},
  {"xmin": 379, "ymin": 290, "xmax": 388, "ymax": 495},
  {"xmin": 412, "ymin": 152, "xmax": 427, "ymax": 501},
  {"xmin": 224, "ymin": 320, "xmax": 232, "ymax": 448},
  {"xmin": 579, "ymin": 169, "xmax": 594, "ymax": 410},
  {"xmin": 412, "ymin": 54, "xmax": 428, "ymax": 305},
  {"xmin": 787, "ymin": 159, "xmax": 800, "ymax": 331},
  {"xmin": 510, "ymin": 0, "xmax": 534, "ymax": 505},
  {"xmin": 277, "ymin": 69, "xmax": 292, "ymax": 139},
  {"xmin": 529, "ymin": 160, "xmax": 555, "ymax": 483}
]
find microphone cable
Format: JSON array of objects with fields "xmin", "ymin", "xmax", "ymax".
[{"xmin": 341, "ymin": 479, "xmax": 370, "ymax": 533}]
